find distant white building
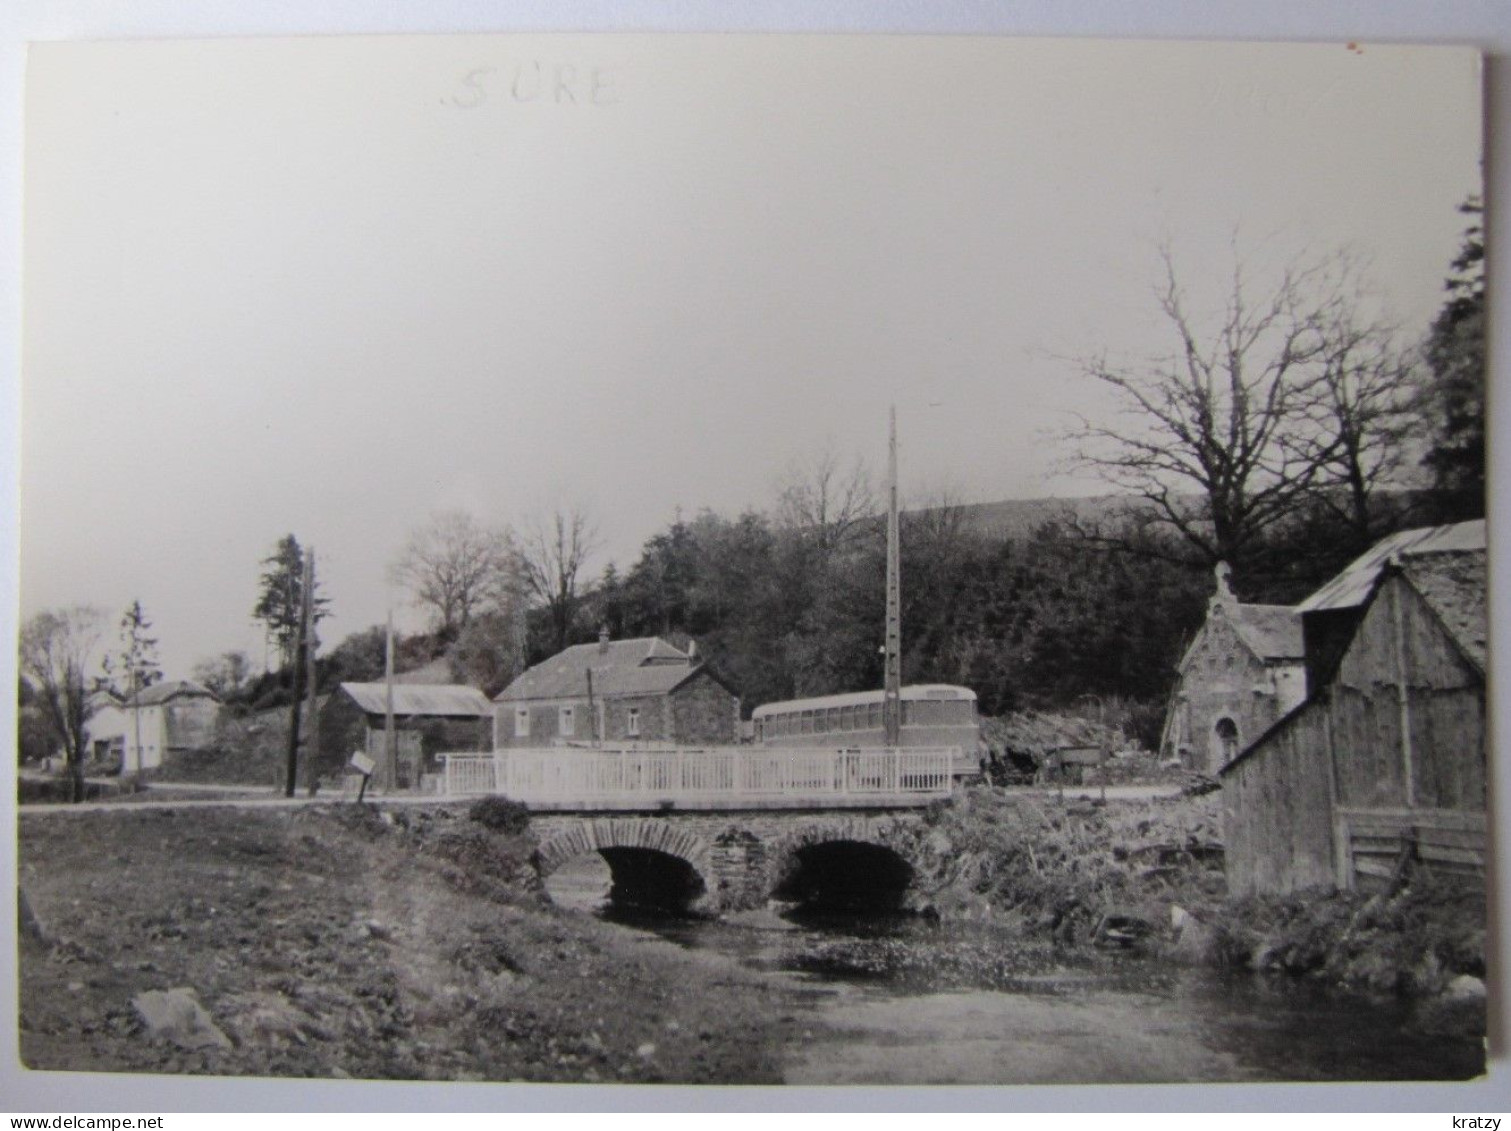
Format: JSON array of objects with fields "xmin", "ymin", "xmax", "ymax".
[
  {"xmin": 81, "ymin": 689, "xmax": 129, "ymax": 766},
  {"xmin": 116, "ymin": 679, "xmax": 222, "ymax": 772}
]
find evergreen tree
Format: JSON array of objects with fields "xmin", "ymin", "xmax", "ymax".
[
  {"xmin": 107, "ymin": 599, "xmax": 162, "ymax": 699},
  {"xmin": 252, "ymin": 535, "xmax": 330, "ymax": 671},
  {"xmin": 1420, "ymin": 196, "xmax": 1485, "ymax": 518}
]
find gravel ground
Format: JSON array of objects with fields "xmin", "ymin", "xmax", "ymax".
[{"xmin": 18, "ymin": 804, "xmax": 801, "ymax": 1083}]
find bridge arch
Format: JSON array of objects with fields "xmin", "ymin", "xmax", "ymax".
[
  {"xmin": 767, "ymin": 818, "xmax": 920, "ymax": 912},
  {"xmin": 534, "ymin": 819, "xmax": 715, "ymax": 914}
]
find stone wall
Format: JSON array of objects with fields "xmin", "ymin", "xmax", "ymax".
[
  {"xmin": 1168, "ymin": 614, "xmax": 1296, "ymax": 775},
  {"xmin": 530, "ymin": 809, "xmax": 922, "ymax": 910},
  {"xmin": 668, "ymin": 672, "xmax": 739, "ymax": 745}
]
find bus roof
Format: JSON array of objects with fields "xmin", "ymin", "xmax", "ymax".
[{"xmin": 751, "ymin": 684, "xmax": 977, "ymax": 718}]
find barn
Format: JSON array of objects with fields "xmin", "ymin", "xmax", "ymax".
[
  {"xmin": 1160, "ymin": 563, "xmax": 1307, "ymax": 774},
  {"xmin": 1219, "ymin": 520, "xmax": 1487, "ymax": 896},
  {"xmin": 493, "ymin": 632, "xmax": 740, "ymax": 748},
  {"xmin": 318, "ymin": 682, "xmax": 493, "ymax": 786}
]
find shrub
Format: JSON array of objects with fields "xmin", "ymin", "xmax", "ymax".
[{"xmin": 469, "ymin": 795, "xmax": 530, "ymax": 835}]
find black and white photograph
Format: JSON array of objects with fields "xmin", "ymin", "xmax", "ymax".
[{"xmin": 7, "ymin": 22, "xmax": 1498, "ymax": 1102}]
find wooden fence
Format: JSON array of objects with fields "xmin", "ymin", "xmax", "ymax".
[{"xmin": 1334, "ymin": 806, "xmax": 1488, "ymax": 890}]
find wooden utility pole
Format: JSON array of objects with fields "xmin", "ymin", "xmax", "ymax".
[
  {"xmin": 382, "ymin": 609, "xmax": 397, "ymax": 791},
  {"xmin": 303, "ymin": 550, "xmax": 321, "ymax": 797},
  {"xmin": 883, "ymin": 404, "xmax": 902, "ymax": 746},
  {"xmin": 283, "ymin": 549, "xmax": 314, "ymax": 797}
]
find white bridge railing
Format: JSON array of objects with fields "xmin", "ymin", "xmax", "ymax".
[{"xmin": 441, "ymin": 746, "xmax": 957, "ymax": 803}]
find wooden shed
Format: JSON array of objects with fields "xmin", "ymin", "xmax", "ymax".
[
  {"xmin": 318, "ymin": 681, "xmax": 492, "ymax": 785},
  {"xmin": 1220, "ymin": 521, "xmax": 1487, "ymax": 896}
]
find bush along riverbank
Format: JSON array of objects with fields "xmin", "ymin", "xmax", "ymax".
[{"xmin": 884, "ymin": 787, "xmax": 1486, "ymax": 1027}]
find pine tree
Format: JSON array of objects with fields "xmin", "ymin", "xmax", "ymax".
[
  {"xmin": 108, "ymin": 600, "xmax": 163, "ymax": 698},
  {"xmin": 252, "ymin": 535, "xmax": 330, "ymax": 671}
]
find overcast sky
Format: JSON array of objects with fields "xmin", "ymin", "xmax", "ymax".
[{"xmin": 20, "ymin": 34, "xmax": 1482, "ymax": 676}]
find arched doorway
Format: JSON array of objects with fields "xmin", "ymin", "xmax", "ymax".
[{"xmin": 1213, "ymin": 716, "xmax": 1240, "ymax": 769}]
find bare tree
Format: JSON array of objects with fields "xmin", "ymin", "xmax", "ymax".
[
  {"xmin": 191, "ymin": 650, "xmax": 253, "ymax": 700},
  {"xmin": 516, "ymin": 506, "xmax": 602, "ymax": 653},
  {"xmin": 390, "ymin": 510, "xmax": 515, "ymax": 641},
  {"xmin": 19, "ymin": 606, "xmax": 109, "ymax": 802},
  {"xmin": 774, "ymin": 445, "xmax": 878, "ymax": 559},
  {"xmin": 1287, "ymin": 312, "xmax": 1420, "ymax": 547},
  {"xmin": 1066, "ymin": 247, "xmax": 1389, "ymax": 575}
]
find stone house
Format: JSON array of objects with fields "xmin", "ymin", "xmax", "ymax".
[
  {"xmin": 1160, "ymin": 563, "xmax": 1306, "ymax": 775},
  {"xmin": 121, "ymin": 679, "xmax": 222, "ymax": 772},
  {"xmin": 1220, "ymin": 520, "xmax": 1487, "ymax": 896},
  {"xmin": 493, "ymin": 633, "xmax": 740, "ymax": 748}
]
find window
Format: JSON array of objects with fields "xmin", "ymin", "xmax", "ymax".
[
  {"xmin": 800, "ymin": 710, "xmax": 814, "ymax": 735},
  {"xmin": 627, "ymin": 707, "xmax": 641, "ymax": 737},
  {"xmin": 559, "ymin": 705, "xmax": 575, "ymax": 737},
  {"xmin": 515, "ymin": 708, "xmax": 530, "ymax": 738}
]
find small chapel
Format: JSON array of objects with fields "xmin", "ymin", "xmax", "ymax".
[{"xmin": 1159, "ymin": 563, "xmax": 1307, "ymax": 775}]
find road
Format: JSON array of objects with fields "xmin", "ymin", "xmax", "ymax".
[{"xmin": 19, "ymin": 778, "xmax": 1188, "ymax": 815}]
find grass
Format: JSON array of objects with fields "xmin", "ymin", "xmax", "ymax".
[{"xmin": 19, "ymin": 803, "xmax": 798, "ymax": 1082}]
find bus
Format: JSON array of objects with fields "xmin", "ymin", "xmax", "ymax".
[{"xmin": 751, "ymin": 684, "xmax": 985, "ymax": 778}]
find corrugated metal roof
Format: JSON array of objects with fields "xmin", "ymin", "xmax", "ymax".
[
  {"xmin": 340, "ymin": 682, "xmax": 491, "ymax": 717},
  {"xmin": 1402, "ymin": 550, "xmax": 1488, "ymax": 673},
  {"xmin": 494, "ymin": 637, "xmax": 704, "ymax": 702},
  {"xmin": 1297, "ymin": 520, "xmax": 1487, "ymax": 613}
]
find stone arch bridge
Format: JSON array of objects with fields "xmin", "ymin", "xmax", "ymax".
[
  {"xmin": 529, "ymin": 809, "xmax": 932, "ymax": 913},
  {"xmin": 445, "ymin": 745, "xmax": 959, "ymax": 912}
]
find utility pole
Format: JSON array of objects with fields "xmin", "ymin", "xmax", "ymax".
[
  {"xmin": 303, "ymin": 550, "xmax": 321, "ymax": 797},
  {"xmin": 382, "ymin": 609, "xmax": 397, "ymax": 791},
  {"xmin": 883, "ymin": 404, "xmax": 902, "ymax": 747},
  {"xmin": 283, "ymin": 548, "xmax": 314, "ymax": 797}
]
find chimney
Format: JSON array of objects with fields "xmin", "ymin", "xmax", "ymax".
[{"xmin": 598, "ymin": 625, "xmax": 611, "ymax": 654}]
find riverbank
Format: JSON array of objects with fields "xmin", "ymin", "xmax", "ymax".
[
  {"xmin": 894, "ymin": 787, "xmax": 1486, "ymax": 1025},
  {"xmin": 18, "ymin": 803, "xmax": 799, "ymax": 1082}
]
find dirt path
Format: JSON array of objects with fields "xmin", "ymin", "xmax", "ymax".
[{"xmin": 18, "ymin": 804, "xmax": 803, "ymax": 1083}]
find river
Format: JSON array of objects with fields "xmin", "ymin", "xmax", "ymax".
[{"xmin": 545, "ymin": 856, "xmax": 1486, "ymax": 1086}]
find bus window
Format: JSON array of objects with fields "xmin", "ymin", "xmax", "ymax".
[
  {"xmin": 838, "ymin": 706, "xmax": 852, "ymax": 731},
  {"xmin": 800, "ymin": 710, "xmax": 814, "ymax": 735},
  {"xmin": 866, "ymin": 702, "xmax": 882, "ymax": 729},
  {"xmin": 901, "ymin": 701, "xmax": 913, "ymax": 726}
]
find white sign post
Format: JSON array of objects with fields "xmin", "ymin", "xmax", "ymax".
[{"xmin": 350, "ymin": 750, "xmax": 376, "ymax": 803}]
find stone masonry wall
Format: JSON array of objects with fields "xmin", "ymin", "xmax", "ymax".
[{"xmin": 530, "ymin": 809, "xmax": 922, "ymax": 910}]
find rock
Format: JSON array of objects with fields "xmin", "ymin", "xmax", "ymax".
[
  {"xmin": 1092, "ymin": 912, "xmax": 1153, "ymax": 949},
  {"xmin": 1167, "ymin": 907, "xmax": 1221, "ymax": 964},
  {"xmin": 132, "ymin": 988, "xmax": 233, "ymax": 1051},
  {"xmin": 1444, "ymin": 974, "xmax": 1486, "ymax": 1001},
  {"xmin": 18, "ymin": 889, "xmax": 49, "ymax": 948},
  {"xmin": 223, "ymin": 991, "xmax": 321, "ymax": 1049}
]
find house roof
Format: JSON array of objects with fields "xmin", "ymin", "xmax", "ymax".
[
  {"xmin": 1297, "ymin": 519, "xmax": 1487, "ymax": 614},
  {"xmin": 1180, "ymin": 601, "xmax": 1304, "ymax": 670},
  {"xmin": 1400, "ymin": 549, "xmax": 1488, "ymax": 673},
  {"xmin": 751, "ymin": 684, "xmax": 976, "ymax": 718},
  {"xmin": 1229, "ymin": 604, "xmax": 1305, "ymax": 661},
  {"xmin": 125, "ymin": 679, "xmax": 219, "ymax": 707},
  {"xmin": 340, "ymin": 682, "xmax": 492, "ymax": 718},
  {"xmin": 494, "ymin": 637, "xmax": 711, "ymax": 702}
]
